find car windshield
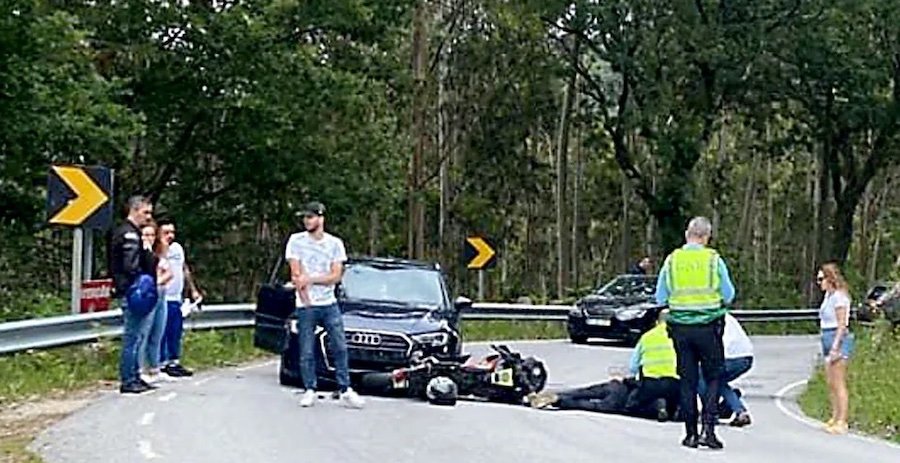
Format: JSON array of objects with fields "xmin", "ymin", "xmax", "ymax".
[
  {"xmin": 341, "ymin": 264, "xmax": 445, "ymax": 307},
  {"xmin": 596, "ymin": 275, "xmax": 656, "ymax": 298}
]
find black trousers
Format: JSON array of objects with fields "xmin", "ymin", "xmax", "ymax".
[
  {"xmin": 668, "ymin": 318, "xmax": 725, "ymax": 435},
  {"xmin": 555, "ymin": 380, "xmax": 631, "ymax": 413},
  {"xmin": 624, "ymin": 377, "xmax": 681, "ymax": 419}
]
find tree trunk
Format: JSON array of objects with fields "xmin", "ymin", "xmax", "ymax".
[
  {"xmin": 766, "ymin": 155, "xmax": 774, "ymax": 280},
  {"xmin": 621, "ymin": 174, "xmax": 631, "ymax": 272},
  {"xmin": 408, "ymin": 0, "xmax": 428, "ymax": 260},
  {"xmin": 571, "ymin": 127, "xmax": 583, "ymax": 291},
  {"xmin": 437, "ymin": 0, "xmax": 448, "ymax": 269},
  {"xmin": 555, "ymin": 41, "xmax": 578, "ymax": 300}
]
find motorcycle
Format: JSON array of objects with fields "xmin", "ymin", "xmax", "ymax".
[{"xmin": 357, "ymin": 344, "xmax": 548, "ymax": 405}]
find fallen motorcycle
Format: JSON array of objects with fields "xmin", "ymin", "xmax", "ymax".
[{"xmin": 357, "ymin": 344, "xmax": 548, "ymax": 406}]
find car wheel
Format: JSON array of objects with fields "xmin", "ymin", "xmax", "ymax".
[{"xmin": 570, "ymin": 335, "xmax": 588, "ymax": 344}]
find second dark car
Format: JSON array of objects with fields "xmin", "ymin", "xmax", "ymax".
[{"xmin": 567, "ymin": 274, "xmax": 663, "ymax": 345}]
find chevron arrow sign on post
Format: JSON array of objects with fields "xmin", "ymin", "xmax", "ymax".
[{"xmin": 47, "ymin": 165, "xmax": 113, "ymax": 229}]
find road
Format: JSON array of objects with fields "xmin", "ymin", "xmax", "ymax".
[{"xmin": 32, "ymin": 336, "xmax": 899, "ymax": 463}]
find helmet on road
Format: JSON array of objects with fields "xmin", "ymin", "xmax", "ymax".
[{"xmin": 426, "ymin": 376, "xmax": 458, "ymax": 406}]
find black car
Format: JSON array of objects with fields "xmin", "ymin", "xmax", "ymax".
[
  {"xmin": 857, "ymin": 281, "xmax": 900, "ymax": 325},
  {"xmin": 567, "ymin": 274, "xmax": 663, "ymax": 345},
  {"xmin": 254, "ymin": 256, "xmax": 471, "ymax": 388}
]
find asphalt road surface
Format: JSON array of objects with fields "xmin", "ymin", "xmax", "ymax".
[{"xmin": 33, "ymin": 336, "xmax": 900, "ymax": 463}]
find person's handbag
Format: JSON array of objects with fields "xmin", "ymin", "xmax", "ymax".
[{"xmin": 125, "ymin": 274, "xmax": 158, "ymax": 317}]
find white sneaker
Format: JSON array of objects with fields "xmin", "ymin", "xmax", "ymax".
[
  {"xmin": 157, "ymin": 371, "xmax": 177, "ymax": 382},
  {"xmin": 141, "ymin": 373, "xmax": 159, "ymax": 385},
  {"xmin": 340, "ymin": 388, "xmax": 365, "ymax": 409},
  {"xmin": 300, "ymin": 390, "xmax": 317, "ymax": 407}
]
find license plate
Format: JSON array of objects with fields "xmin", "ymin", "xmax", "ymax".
[{"xmin": 586, "ymin": 318, "xmax": 611, "ymax": 326}]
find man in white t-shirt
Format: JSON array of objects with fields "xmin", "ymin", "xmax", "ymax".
[
  {"xmin": 286, "ymin": 201, "xmax": 364, "ymax": 409},
  {"xmin": 699, "ymin": 313, "xmax": 753, "ymax": 427},
  {"xmin": 158, "ymin": 220, "xmax": 203, "ymax": 378}
]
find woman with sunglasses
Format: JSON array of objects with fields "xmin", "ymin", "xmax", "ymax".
[{"xmin": 816, "ymin": 263, "xmax": 855, "ymax": 435}]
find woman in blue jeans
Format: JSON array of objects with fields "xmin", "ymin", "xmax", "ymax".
[
  {"xmin": 699, "ymin": 313, "xmax": 754, "ymax": 427},
  {"xmin": 817, "ymin": 263, "xmax": 855, "ymax": 435},
  {"xmin": 139, "ymin": 223, "xmax": 173, "ymax": 384}
]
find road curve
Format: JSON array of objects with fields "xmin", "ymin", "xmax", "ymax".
[{"xmin": 32, "ymin": 336, "xmax": 900, "ymax": 463}]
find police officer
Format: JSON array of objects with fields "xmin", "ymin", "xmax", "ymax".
[
  {"xmin": 624, "ymin": 310, "xmax": 680, "ymax": 422},
  {"xmin": 655, "ymin": 217, "xmax": 735, "ymax": 449},
  {"xmin": 110, "ymin": 195, "xmax": 157, "ymax": 394}
]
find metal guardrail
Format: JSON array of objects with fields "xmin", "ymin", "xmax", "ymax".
[{"xmin": 0, "ymin": 303, "xmax": 821, "ymax": 355}]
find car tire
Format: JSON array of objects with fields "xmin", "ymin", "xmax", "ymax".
[{"xmin": 570, "ymin": 335, "xmax": 588, "ymax": 344}]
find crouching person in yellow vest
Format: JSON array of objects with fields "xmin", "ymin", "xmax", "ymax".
[
  {"xmin": 624, "ymin": 310, "xmax": 681, "ymax": 422},
  {"xmin": 656, "ymin": 217, "xmax": 736, "ymax": 450}
]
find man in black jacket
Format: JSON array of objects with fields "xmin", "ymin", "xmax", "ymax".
[{"xmin": 110, "ymin": 195, "xmax": 156, "ymax": 394}]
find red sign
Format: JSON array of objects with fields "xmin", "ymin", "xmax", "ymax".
[{"xmin": 81, "ymin": 279, "xmax": 113, "ymax": 313}]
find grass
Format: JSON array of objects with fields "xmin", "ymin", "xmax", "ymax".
[
  {"xmin": 799, "ymin": 321, "xmax": 900, "ymax": 444},
  {"xmin": 462, "ymin": 320, "xmax": 568, "ymax": 341}
]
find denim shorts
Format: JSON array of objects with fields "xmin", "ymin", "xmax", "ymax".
[{"xmin": 821, "ymin": 329, "xmax": 855, "ymax": 360}]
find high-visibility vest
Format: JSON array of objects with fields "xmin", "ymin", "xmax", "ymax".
[
  {"xmin": 667, "ymin": 247, "xmax": 722, "ymax": 311},
  {"xmin": 638, "ymin": 323, "xmax": 678, "ymax": 379}
]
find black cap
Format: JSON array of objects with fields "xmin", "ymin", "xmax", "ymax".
[{"xmin": 302, "ymin": 201, "xmax": 326, "ymax": 217}]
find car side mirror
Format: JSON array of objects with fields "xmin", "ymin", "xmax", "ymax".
[{"xmin": 454, "ymin": 296, "xmax": 473, "ymax": 311}]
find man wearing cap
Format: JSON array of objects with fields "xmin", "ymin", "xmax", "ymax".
[
  {"xmin": 656, "ymin": 216, "xmax": 736, "ymax": 449},
  {"xmin": 110, "ymin": 195, "xmax": 158, "ymax": 394},
  {"xmin": 286, "ymin": 202, "xmax": 364, "ymax": 409}
]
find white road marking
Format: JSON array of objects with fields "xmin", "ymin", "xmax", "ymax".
[
  {"xmin": 138, "ymin": 440, "xmax": 159, "ymax": 459},
  {"xmin": 158, "ymin": 392, "xmax": 177, "ymax": 402},
  {"xmin": 139, "ymin": 412, "xmax": 155, "ymax": 426},
  {"xmin": 775, "ymin": 379, "xmax": 900, "ymax": 450},
  {"xmin": 235, "ymin": 359, "xmax": 278, "ymax": 372},
  {"xmin": 193, "ymin": 376, "xmax": 214, "ymax": 387}
]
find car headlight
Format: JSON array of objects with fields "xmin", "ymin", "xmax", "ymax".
[
  {"xmin": 412, "ymin": 332, "xmax": 450, "ymax": 347},
  {"xmin": 616, "ymin": 308, "xmax": 648, "ymax": 321}
]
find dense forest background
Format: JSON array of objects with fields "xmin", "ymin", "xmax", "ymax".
[{"xmin": 1, "ymin": 0, "xmax": 899, "ymax": 320}]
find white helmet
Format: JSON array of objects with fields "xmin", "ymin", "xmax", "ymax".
[{"xmin": 426, "ymin": 376, "xmax": 458, "ymax": 406}]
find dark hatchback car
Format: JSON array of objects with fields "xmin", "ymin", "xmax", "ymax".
[
  {"xmin": 567, "ymin": 274, "xmax": 663, "ymax": 345},
  {"xmin": 254, "ymin": 256, "xmax": 470, "ymax": 388}
]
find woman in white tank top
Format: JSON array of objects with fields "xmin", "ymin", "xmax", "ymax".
[{"xmin": 816, "ymin": 263, "xmax": 855, "ymax": 435}]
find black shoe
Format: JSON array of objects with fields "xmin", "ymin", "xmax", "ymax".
[
  {"xmin": 729, "ymin": 412, "xmax": 752, "ymax": 427},
  {"xmin": 164, "ymin": 364, "xmax": 194, "ymax": 377},
  {"xmin": 139, "ymin": 379, "xmax": 158, "ymax": 390},
  {"xmin": 681, "ymin": 434, "xmax": 700, "ymax": 449},
  {"xmin": 656, "ymin": 399, "xmax": 669, "ymax": 422},
  {"xmin": 698, "ymin": 427, "xmax": 724, "ymax": 450},
  {"xmin": 120, "ymin": 382, "xmax": 149, "ymax": 394}
]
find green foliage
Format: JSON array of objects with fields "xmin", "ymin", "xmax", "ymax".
[{"xmin": 0, "ymin": 291, "xmax": 67, "ymax": 323}]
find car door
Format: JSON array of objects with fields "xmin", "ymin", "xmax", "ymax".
[
  {"xmin": 253, "ymin": 282, "xmax": 295, "ymax": 353},
  {"xmin": 253, "ymin": 251, "xmax": 296, "ymax": 354}
]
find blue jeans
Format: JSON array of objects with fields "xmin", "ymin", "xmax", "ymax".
[
  {"xmin": 139, "ymin": 294, "xmax": 168, "ymax": 371},
  {"xmin": 297, "ymin": 304, "xmax": 350, "ymax": 392},
  {"xmin": 161, "ymin": 300, "xmax": 184, "ymax": 364},
  {"xmin": 699, "ymin": 356, "xmax": 753, "ymax": 414},
  {"xmin": 119, "ymin": 302, "xmax": 152, "ymax": 385}
]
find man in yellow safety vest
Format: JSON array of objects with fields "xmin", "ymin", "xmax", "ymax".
[
  {"xmin": 624, "ymin": 310, "xmax": 680, "ymax": 422},
  {"xmin": 656, "ymin": 217, "xmax": 736, "ymax": 450}
]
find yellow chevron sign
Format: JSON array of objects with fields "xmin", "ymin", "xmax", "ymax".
[
  {"xmin": 47, "ymin": 165, "xmax": 112, "ymax": 228},
  {"xmin": 465, "ymin": 236, "xmax": 497, "ymax": 270}
]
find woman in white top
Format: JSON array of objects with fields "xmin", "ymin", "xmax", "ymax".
[
  {"xmin": 817, "ymin": 263, "xmax": 855, "ymax": 435},
  {"xmin": 140, "ymin": 223, "xmax": 174, "ymax": 384}
]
